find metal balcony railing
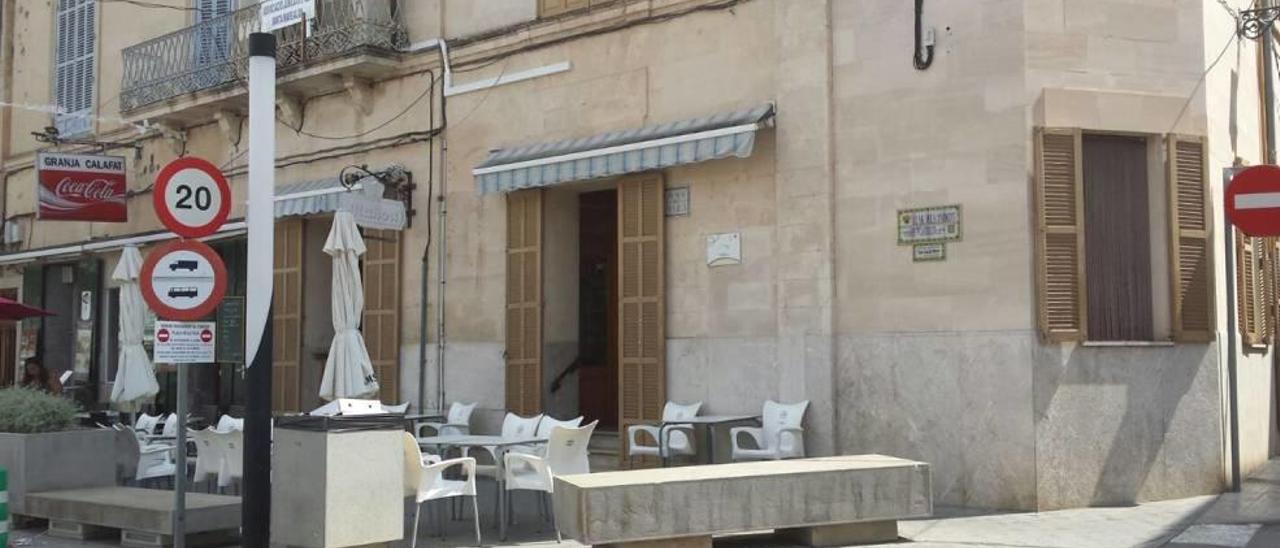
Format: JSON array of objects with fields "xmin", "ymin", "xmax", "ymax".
[{"xmin": 120, "ymin": 0, "xmax": 406, "ymax": 112}]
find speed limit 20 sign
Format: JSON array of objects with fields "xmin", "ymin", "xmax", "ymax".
[{"xmin": 153, "ymin": 157, "xmax": 231, "ymax": 238}]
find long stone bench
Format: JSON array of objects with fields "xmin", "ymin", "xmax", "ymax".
[
  {"xmin": 23, "ymin": 487, "xmax": 241, "ymax": 547},
  {"xmin": 553, "ymin": 454, "xmax": 931, "ymax": 548}
]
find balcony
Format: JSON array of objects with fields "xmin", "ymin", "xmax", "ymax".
[{"xmin": 120, "ymin": 0, "xmax": 407, "ymax": 123}]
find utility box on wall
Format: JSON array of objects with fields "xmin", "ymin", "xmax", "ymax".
[{"xmin": 271, "ymin": 415, "xmax": 404, "ymax": 548}]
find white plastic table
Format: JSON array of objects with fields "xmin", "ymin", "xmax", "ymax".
[{"xmin": 417, "ymin": 434, "xmax": 547, "ymax": 540}]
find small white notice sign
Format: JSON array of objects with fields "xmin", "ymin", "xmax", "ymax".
[
  {"xmin": 260, "ymin": 0, "xmax": 316, "ymax": 32},
  {"xmin": 153, "ymin": 321, "xmax": 216, "ymax": 364},
  {"xmin": 706, "ymin": 232, "xmax": 741, "ymax": 267}
]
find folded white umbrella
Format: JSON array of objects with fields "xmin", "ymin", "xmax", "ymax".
[
  {"xmin": 110, "ymin": 246, "xmax": 159, "ymax": 412},
  {"xmin": 319, "ymin": 211, "xmax": 379, "ymax": 401}
]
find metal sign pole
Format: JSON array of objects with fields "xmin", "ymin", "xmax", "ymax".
[
  {"xmin": 243, "ymin": 33, "xmax": 277, "ymax": 547},
  {"xmin": 173, "ymin": 363, "xmax": 187, "ymax": 548}
]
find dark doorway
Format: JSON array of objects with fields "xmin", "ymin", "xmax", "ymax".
[
  {"xmin": 578, "ymin": 190, "xmax": 618, "ymax": 430},
  {"xmin": 0, "ymin": 288, "xmax": 16, "ymax": 387},
  {"xmin": 41, "ymin": 264, "xmax": 77, "ymax": 381}
]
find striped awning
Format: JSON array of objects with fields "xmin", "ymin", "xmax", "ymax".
[
  {"xmin": 273, "ymin": 178, "xmax": 358, "ymax": 218},
  {"xmin": 473, "ymin": 103, "xmax": 775, "ymax": 194}
]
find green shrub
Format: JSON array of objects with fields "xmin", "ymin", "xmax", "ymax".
[{"xmin": 0, "ymin": 388, "xmax": 78, "ymax": 433}]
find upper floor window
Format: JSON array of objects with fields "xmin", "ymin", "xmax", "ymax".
[
  {"xmin": 195, "ymin": 0, "xmax": 237, "ymax": 66},
  {"xmin": 1034, "ymin": 129, "xmax": 1214, "ymax": 343},
  {"xmin": 53, "ymin": 0, "xmax": 96, "ymax": 137}
]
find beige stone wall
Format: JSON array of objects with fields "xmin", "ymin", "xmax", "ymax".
[
  {"xmin": 833, "ymin": 0, "xmax": 1031, "ymax": 334},
  {"xmin": 1024, "ymin": 0, "xmax": 1235, "ymax": 509}
]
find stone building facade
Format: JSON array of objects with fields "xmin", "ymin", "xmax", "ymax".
[{"xmin": 0, "ymin": 0, "xmax": 1275, "ymax": 510}]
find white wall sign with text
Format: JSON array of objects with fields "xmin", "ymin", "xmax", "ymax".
[
  {"xmin": 260, "ymin": 0, "xmax": 316, "ymax": 33},
  {"xmin": 898, "ymin": 205, "xmax": 962, "ymax": 245},
  {"xmin": 153, "ymin": 321, "xmax": 216, "ymax": 364}
]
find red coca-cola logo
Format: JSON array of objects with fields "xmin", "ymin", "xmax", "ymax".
[{"xmin": 54, "ymin": 177, "xmax": 122, "ymax": 201}]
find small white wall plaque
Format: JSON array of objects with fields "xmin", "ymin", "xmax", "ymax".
[
  {"xmin": 913, "ymin": 242, "xmax": 946, "ymax": 262},
  {"xmin": 665, "ymin": 187, "xmax": 690, "ymax": 217},
  {"xmin": 706, "ymin": 232, "xmax": 741, "ymax": 267}
]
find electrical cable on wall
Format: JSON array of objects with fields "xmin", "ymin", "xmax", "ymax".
[{"xmin": 913, "ymin": 0, "xmax": 935, "ymax": 70}]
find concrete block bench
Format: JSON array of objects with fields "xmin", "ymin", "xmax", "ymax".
[
  {"xmin": 23, "ymin": 487, "xmax": 241, "ymax": 547},
  {"xmin": 553, "ymin": 454, "xmax": 931, "ymax": 547}
]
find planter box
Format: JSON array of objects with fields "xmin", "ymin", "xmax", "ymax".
[{"xmin": 0, "ymin": 429, "xmax": 117, "ymax": 515}]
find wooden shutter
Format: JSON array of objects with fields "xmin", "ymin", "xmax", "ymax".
[
  {"xmin": 1237, "ymin": 233, "xmax": 1262, "ymax": 345},
  {"xmin": 54, "ymin": 0, "xmax": 96, "ymax": 136},
  {"xmin": 506, "ymin": 190, "xmax": 543, "ymax": 416},
  {"xmin": 273, "ymin": 219, "xmax": 303, "ymax": 412},
  {"xmin": 618, "ymin": 174, "xmax": 665, "ymax": 462},
  {"xmin": 1265, "ymin": 239, "xmax": 1277, "ymax": 343},
  {"xmin": 1034, "ymin": 128, "xmax": 1087, "ymax": 341},
  {"xmin": 1167, "ymin": 135, "xmax": 1215, "ymax": 342},
  {"xmin": 363, "ymin": 229, "xmax": 401, "ymax": 404},
  {"xmin": 195, "ymin": 0, "xmax": 235, "ymax": 67}
]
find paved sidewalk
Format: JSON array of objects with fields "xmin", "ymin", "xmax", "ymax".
[
  {"xmin": 13, "ymin": 459, "xmax": 1280, "ymax": 547},
  {"xmin": 1165, "ymin": 458, "xmax": 1280, "ymax": 548}
]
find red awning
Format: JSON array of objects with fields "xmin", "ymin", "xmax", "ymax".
[{"xmin": 0, "ymin": 297, "xmax": 54, "ymax": 321}]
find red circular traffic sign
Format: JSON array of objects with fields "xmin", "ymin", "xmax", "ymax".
[
  {"xmin": 200, "ymin": 329, "xmax": 213, "ymax": 343},
  {"xmin": 139, "ymin": 239, "xmax": 228, "ymax": 321},
  {"xmin": 153, "ymin": 157, "xmax": 231, "ymax": 239},
  {"xmin": 1227, "ymin": 165, "xmax": 1280, "ymax": 236},
  {"xmin": 156, "ymin": 328, "xmax": 171, "ymax": 343}
]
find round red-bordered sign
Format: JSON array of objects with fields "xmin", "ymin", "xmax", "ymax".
[
  {"xmin": 1227, "ymin": 165, "xmax": 1280, "ymax": 237},
  {"xmin": 153, "ymin": 157, "xmax": 231, "ymax": 239},
  {"xmin": 139, "ymin": 239, "xmax": 228, "ymax": 321}
]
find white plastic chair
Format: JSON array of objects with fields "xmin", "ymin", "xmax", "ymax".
[
  {"xmin": 216, "ymin": 415, "xmax": 244, "ymax": 432},
  {"xmin": 512, "ymin": 415, "xmax": 583, "ymax": 456},
  {"xmin": 730, "ymin": 400, "xmax": 809, "ymax": 461},
  {"xmin": 469, "ymin": 412, "xmax": 543, "ymax": 478},
  {"xmin": 121, "ymin": 426, "xmax": 175, "ymax": 486},
  {"xmin": 134, "ymin": 413, "xmax": 160, "ymax": 437},
  {"xmin": 216, "ymin": 429, "xmax": 244, "ymax": 490},
  {"xmin": 190, "ymin": 428, "xmax": 225, "ymax": 491},
  {"xmin": 160, "ymin": 413, "xmax": 180, "ymax": 438},
  {"xmin": 504, "ymin": 420, "xmax": 597, "ymax": 542},
  {"xmin": 417, "ymin": 402, "xmax": 477, "ymax": 438},
  {"xmin": 628, "ymin": 401, "xmax": 701, "ymax": 464},
  {"xmin": 402, "ymin": 433, "xmax": 480, "ymax": 548}
]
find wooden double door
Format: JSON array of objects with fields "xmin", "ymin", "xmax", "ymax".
[
  {"xmin": 271, "ymin": 218, "xmax": 402, "ymax": 412},
  {"xmin": 505, "ymin": 174, "xmax": 666, "ymax": 448}
]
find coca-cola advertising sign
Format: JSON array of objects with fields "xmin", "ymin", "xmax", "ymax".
[{"xmin": 37, "ymin": 152, "xmax": 128, "ymax": 222}]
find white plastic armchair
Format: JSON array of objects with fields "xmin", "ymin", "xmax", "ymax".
[
  {"xmin": 503, "ymin": 421, "xmax": 597, "ymax": 543},
  {"xmin": 730, "ymin": 400, "xmax": 809, "ymax": 461},
  {"xmin": 468, "ymin": 412, "xmax": 542, "ymax": 479},
  {"xmin": 216, "ymin": 415, "xmax": 244, "ymax": 432},
  {"xmin": 121, "ymin": 427, "xmax": 175, "ymax": 485},
  {"xmin": 416, "ymin": 401, "xmax": 477, "ymax": 438},
  {"xmin": 402, "ymin": 433, "xmax": 480, "ymax": 548},
  {"xmin": 511, "ymin": 415, "xmax": 582, "ymax": 456},
  {"xmin": 134, "ymin": 413, "xmax": 160, "ymax": 435},
  {"xmin": 190, "ymin": 428, "xmax": 224, "ymax": 489},
  {"xmin": 628, "ymin": 401, "xmax": 702, "ymax": 463}
]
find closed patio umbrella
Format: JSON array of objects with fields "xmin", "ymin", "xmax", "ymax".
[
  {"xmin": 110, "ymin": 246, "xmax": 159, "ymax": 412},
  {"xmin": 319, "ymin": 211, "xmax": 379, "ymax": 401}
]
